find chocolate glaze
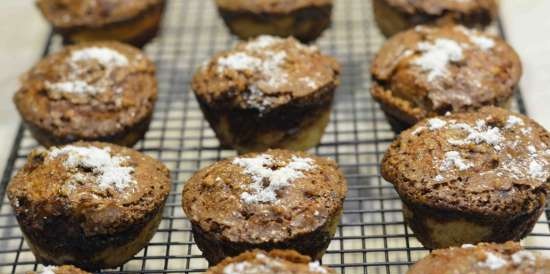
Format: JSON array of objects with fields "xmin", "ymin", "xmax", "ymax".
[{"xmin": 408, "ymin": 242, "xmax": 550, "ymax": 274}]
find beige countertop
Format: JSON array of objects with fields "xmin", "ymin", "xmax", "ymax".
[{"xmin": 0, "ymin": 1, "xmax": 549, "ymax": 174}]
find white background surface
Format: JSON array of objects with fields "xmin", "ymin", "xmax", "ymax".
[{"xmin": 0, "ymin": 1, "xmax": 549, "ymax": 174}]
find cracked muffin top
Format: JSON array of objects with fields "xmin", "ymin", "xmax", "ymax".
[{"xmin": 382, "ymin": 107, "xmax": 549, "ymax": 217}]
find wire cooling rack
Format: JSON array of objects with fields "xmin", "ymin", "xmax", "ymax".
[{"xmin": 1, "ymin": 0, "xmax": 548, "ymax": 273}]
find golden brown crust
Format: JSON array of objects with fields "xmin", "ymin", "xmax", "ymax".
[
  {"xmin": 28, "ymin": 265, "xmax": 90, "ymax": 274},
  {"xmin": 371, "ymin": 26, "xmax": 521, "ymax": 128},
  {"xmin": 384, "ymin": 0, "xmax": 497, "ymax": 17},
  {"xmin": 14, "ymin": 41, "xmax": 157, "ymax": 147},
  {"xmin": 206, "ymin": 249, "xmax": 336, "ymax": 274},
  {"xmin": 382, "ymin": 107, "xmax": 549, "ymax": 218},
  {"xmin": 408, "ymin": 242, "xmax": 550, "ymax": 274},
  {"xmin": 36, "ymin": 0, "xmax": 164, "ymax": 28},
  {"xmin": 215, "ymin": 0, "xmax": 332, "ymax": 14}
]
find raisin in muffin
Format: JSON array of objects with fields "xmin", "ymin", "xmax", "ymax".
[
  {"xmin": 28, "ymin": 265, "xmax": 90, "ymax": 274},
  {"xmin": 382, "ymin": 107, "xmax": 549, "ymax": 249},
  {"xmin": 371, "ymin": 25, "xmax": 521, "ymax": 132},
  {"xmin": 14, "ymin": 41, "xmax": 157, "ymax": 147},
  {"xmin": 192, "ymin": 35, "xmax": 340, "ymax": 153},
  {"xmin": 373, "ymin": 0, "xmax": 498, "ymax": 37},
  {"xmin": 7, "ymin": 142, "xmax": 171, "ymax": 271},
  {"xmin": 182, "ymin": 149, "xmax": 347, "ymax": 264},
  {"xmin": 206, "ymin": 249, "xmax": 336, "ymax": 274},
  {"xmin": 408, "ymin": 242, "xmax": 550, "ymax": 274},
  {"xmin": 36, "ymin": 0, "xmax": 165, "ymax": 47},
  {"xmin": 215, "ymin": 0, "xmax": 333, "ymax": 42}
]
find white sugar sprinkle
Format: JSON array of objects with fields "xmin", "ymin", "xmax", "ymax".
[
  {"xmin": 71, "ymin": 47, "xmax": 128, "ymax": 66},
  {"xmin": 309, "ymin": 262, "xmax": 328, "ymax": 273},
  {"xmin": 217, "ymin": 52, "xmax": 262, "ymax": 72},
  {"xmin": 478, "ymin": 252, "xmax": 508, "ymax": 270},
  {"xmin": 529, "ymin": 160, "xmax": 547, "ymax": 180},
  {"xmin": 440, "ymin": 151, "xmax": 472, "ymax": 171},
  {"xmin": 461, "ymin": 244, "xmax": 475, "ymax": 248},
  {"xmin": 245, "ymin": 35, "xmax": 282, "ymax": 51},
  {"xmin": 511, "ymin": 250, "xmax": 536, "ymax": 265},
  {"xmin": 49, "ymin": 145, "xmax": 135, "ymax": 191},
  {"xmin": 40, "ymin": 266, "xmax": 57, "ymax": 274},
  {"xmin": 233, "ymin": 154, "xmax": 315, "ymax": 204},
  {"xmin": 506, "ymin": 115, "xmax": 525, "ymax": 128},
  {"xmin": 457, "ymin": 26, "xmax": 495, "ymax": 51},
  {"xmin": 427, "ymin": 118, "xmax": 447, "ymax": 130},
  {"xmin": 45, "ymin": 80, "xmax": 99, "ymax": 94},
  {"xmin": 448, "ymin": 120, "xmax": 503, "ymax": 150},
  {"xmin": 434, "ymin": 175, "xmax": 445, "ymax": 182},
  {"xmin": 413, "ymin": 38, "xmax": 464, "ymax": 81}
]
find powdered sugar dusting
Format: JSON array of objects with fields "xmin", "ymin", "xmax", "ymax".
[
  {"xmin": 217, "ymin": 52, "xmax": 262, "ymax": 72},
  {"xmin": 440, "ymin": 151, "xmax": 472, "ymax": 171},
  {"xmin": 245, "ymin": 35, "xmax": 281, "ymax": 51},
  {"xmin": 71, "ymin": 47, "xmax": 128, "ymax": 66},
  {"xmin": 461, "ymin": 244, "xmax": 475, "ymax": 248},
  {"xmin": 308, "ymin": 261, "xmax": 328, "ymax": 273},
  {"xmin": 40, "ymin": 266, "xmax": 57, "ymax": 274},
  {"xmin": 456, "ymin": 26, "xmax": 495, "ymax": 51},
  {"xmin": 233, "ymin": 154, "xmax": 315, "ymax": 204},
  {"xmin": 412, "ymin": 38, "xmax": 464, "ymax": 81},
  {"xmin": 427, "ymin": 118, "xmax": 447, "ymax": 130},
  {"xmin": 48, "ymin": 145, "xmax": 135, "ymax": 192},
  {"xmin": 506, "ymin": 115, "xmax": 525, "ymax": 128},
  {"xmin": 45, "ymin": 80, "xmax": 99, "ymax": 94},
  {"xmin": 511, "ymin": 250, "xmax": 536, "ymax": 265},
  {"xmin": 478, "ymin": 252, "xmax": 508, "ymax": 270}
]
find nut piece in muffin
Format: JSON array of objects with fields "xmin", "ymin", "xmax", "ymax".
[
  {"xmin": 382, "ymin": 107, "xmax": 549, "ymax": 249},
  {"xmin": 408, "ymin": 242, "xmax": 550, "ymax": 274},
  {"xmin": 206, "ymin": 249, "xmax": 336, "ymax": 274},
  {"xmin": 14, "ymin": 41, "xmax": 157, "ymax": 147},
  {"xmin": 371, "ymin": 25, "xmax": 522, "ymax": 132},
  {"xmin": 192, "ymin": 35, "xmax": 340, "ymax": 153},
  {"xmin": 373, "ymin": 0, "xmax": 498, "ymax": 37},
  {"xmin": 182, "ymin": 149, "xmax": 347, "ymax": 264},
  {"xmin": 7, "ymin": 142, "xmax": 171, "ymax": 271},
  {"xmin": 215, "ymin": 0, "xmax": 333, "ymax": 42},
  {"xmin": 28, "ymin": 265, "xmax": 90, "ymax": 274},
  {"xmin": 36, "ymin": 0, "xmax": 166, "ymax": 47}
]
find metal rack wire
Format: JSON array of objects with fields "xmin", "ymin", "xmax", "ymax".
[{"xmin": 0, "ymin": 0, "xmax": 548, "ymax": 273}]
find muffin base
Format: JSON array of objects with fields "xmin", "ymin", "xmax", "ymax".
[
  {"xmin": 191, "ymin": 208, "xmax": 342, "ymax": 265},
  {"xmin": 56, "ymin": 1, "xmax": 165, "ymax": 47},
  {"xmin": 217, "ymin": 4, "xmax": 332, "ymax": 42},
  {"xmin": 23, "ymin": 113, "xmax": 152, "ymax": 148},
  {"xmin": 24, "ymin": 208, "xmax": 164, "ymax": 271},
  {"xmin": 402, "ymin": 202, "xmax": 544, "ymax": 249}
]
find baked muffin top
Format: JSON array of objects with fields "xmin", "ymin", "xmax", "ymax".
[
  {"xmin": 206, "ymin": 249, "xmax": 336, "ymax": 274},
  {"xmin": 36, "ymin": 0, "xmax": 164, "ymax": 28},
  {"xmin": 14, "ymin": 41, "xmax": 156, "ymax": 141},
  {"xmin": 7, "ymin": 142, "xmax": 170, "ymax": 236},
  {"xmin": 408, "ymin": 242, "xmax": 550, "ymax": 274},
  {"xmin": 28, "ymin": 265, "xmax": 90, "ymax": 274},
  {"xmin": 182, "ymin": 149, "xmax": 347, "ymax": 243},
  {"xmin": 215, "ymin": 0, "xmax": 333, "ymax": 14},
  {"xmin": 383, "ymin": 0, "xmax": 497, "ymax": 17},
  {"xmin": 382, "ymin": 107, "xmax": 549, "ymax": 217},
  {"xmin": 192, "ymin": 35, "xmax": 340, "ymax": 113},
  {"xmin": 371, "ymin": 25, "xmax": 521, "ymax": 121}
]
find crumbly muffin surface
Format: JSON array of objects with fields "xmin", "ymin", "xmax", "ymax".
[
  {"xmin": 408, "ymin": 242, "xmax": 550, "ymax": 274},
  {"xmin": 206, "ymin": 249, "xmax": 336, "ymax": 274},
  {"xmin": 182, "ymin": 149, "xmax": 347, "ymax": 243},
  {"xmin": 382, "ymin": 107, "xmax": 549, "ymax": 217},
  {"xmin": 7, "ymin": 142, "xmax": 170, "ymax": 236},
  {"xmin": 29, "ymin": 265, "xmax": 90, "ymax": 274},
  {"xmin": 371, "ymin": 26, "xmax": 521, "ymax": 120},
  {"xmin": 384, "ymin": 0, "xmax": 497, "ymax": 16},
  {"xmin": 215, "ymin": 0, "xmax": 332, "ymax": 13},
  {"xmin": 36, "ymin": 0, "xmax": 164, "ymax": 28},
  {"xmin": 14, "ymin": 41, "xmax": 156, "ymax": 139},
  {"xmin": 192, "ymin": 36, "xmax": 340, "ymax": 113}
]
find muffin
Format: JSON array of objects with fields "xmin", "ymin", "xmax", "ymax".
[
  {"xmin": 381, "ymin": 107, "xmax": 549, "ymax": 249},
  {"xmin": 408, "ymin": 242, "xmax": 550, "ymax": 274},
  {"xmin": 28, "ymin": 265, "xmax": 90, "ymax": 274},
  {"xmin": 14, "ymin": 41, "xmax": 157, "ymax": 147},
  {"xmin": 7, "ymin": 142, "xmax": 171, "ymax": 270},
  {"xmin": 371, "ymin": 25, "xmax": 522, "ymax": 132},
  {"xmin": 182, "ymin": 149, "xmax": 347, "ymax": 264},
  {"xmin": 215, "ymin": 0, "xmax": 333, "ymax": 42},
  {"xmin": 192, "ymin": 35, "xmax": 340, "ymax": 153},
  {"xmin": 205, "ymin": 249, "xmax": 336, "ymax": 274},
  {"xmin": 373, "ymin": 0, "xmax": 498, "ymax": 37},
  {"xmin": 36, "ymin": 0, "xmax": 165, "ymax": 47}
]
